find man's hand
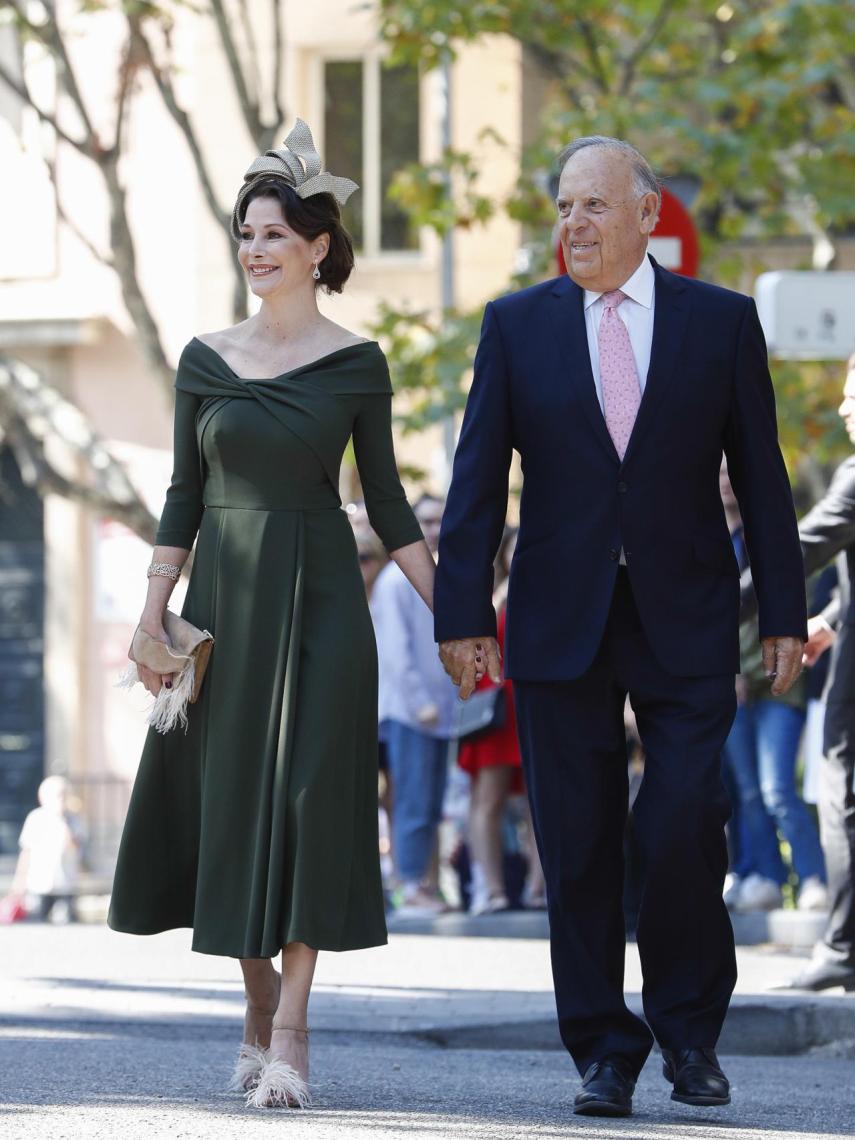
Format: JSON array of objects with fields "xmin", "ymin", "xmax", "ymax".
[
  {"xmin": 438, "ymin": 637, "xmax": 501, "ymax": 700},
  {"xmin": 802, "ymin": 615, "xmax": 836, "ymax": 667},
  {"xmin": 761, "ymin": 636, "xmax": 805, "ymax": 696}
]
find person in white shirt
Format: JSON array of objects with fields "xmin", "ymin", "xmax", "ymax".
[{"xmin": 12, "ymin": 776, "xmax": 85, "ymax": 923}]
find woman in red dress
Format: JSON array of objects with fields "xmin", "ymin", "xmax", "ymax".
[{"xmin": 457, "ymin": 528, "xmax": 546, "ymax": 913}]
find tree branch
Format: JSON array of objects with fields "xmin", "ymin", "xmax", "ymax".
[
  {"xmin": 619, "ymin": 0, "xmax": 679, "ymax": 96},
  {"xmin": 102, "ymin": 156, "xmax": 174, "ymax": 395},
  {"xmin": 8, "ymin": 0, "xmax": 101, "ymax": 148},
  {"xmin": 0, "ymin": 58, "xmax": 89, "ymax": 156},
  {"xmin": 209, "ymin": 0, "xmax": 262, "ymax": 141},
  {"xmin": 129, "ymin": 21, "xmax": 230, "ymax": 230},
  {"xmin": 130, "ymin": 19, "xmax": 248, "ymax": 321},
  {"xmin": 237, "ymin": 0, "xmax": 261, "ymax": 111},
  {"xmin": 524, "ymin": 41, "xmax": 600, "ymax": 90},
  {"xmin": 0, "ymin": 356, "xmax": 158, "ymax": 544},
  {"xmin": 113, "ymin": 35, "xmax": 140, "ymax": 156},
  {"xmin": 45, "ymin": 155, "xmax": 114, "ymax": 266},
  {"xmin": 574, "ymin": 17, "xmax": 611, "ymax": 94},
  {"xmin": 271, "ymin": 0, "xmax": 285, "ymax": 133}
]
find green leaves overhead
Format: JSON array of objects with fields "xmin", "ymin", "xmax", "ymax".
[{"xmin": 375, "ymin": 0, "xmax": 855, "ymax": 462}]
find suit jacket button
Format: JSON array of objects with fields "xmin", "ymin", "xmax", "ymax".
[
  {"xmin": 617, "ymin": 481, "xmax": 628, "ymax": 493},
  {"xmin": 609, "ymin": 549, "xmax": 619, "ymax": 561}
]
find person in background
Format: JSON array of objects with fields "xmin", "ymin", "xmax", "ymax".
[
  {"xmin": 801, "ymin": 564, "xmax": 838, "ymax": 807},
  {"xmin": 11, "ymin": 776, "xmax": 85, "ymax": 923},
  {"xmin": 347, "ymin": 502, "xmax": 395, "ymax": 898},
  {"xmin": 719, "ymin": 460, "xmax": 752, "ymax": 903},
  {"xmin": 458, "ymin": 526, "xmax": 546, "ymax": 914},
  {"xmin": 372, "ymin": 493, "xmax": 458, "ymax": 916},
  {"xmin": 745, "ymin": 353, "xmax": 855, "ymax": 993},
  {"xmin": 721, "ymin": 463, "xmax": 826, "ymax": 913},
  {"xmin": 348, "ymin": 501, "xmax": 388, "ymax": 600}
]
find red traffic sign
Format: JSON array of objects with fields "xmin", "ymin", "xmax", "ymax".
[
  {"xmin": 555, "ymin": 185, "xmax": 700, "ymax": 278},
  {"xmin": 648, "ymin": 187, "xmax": 700, "ymax": 277}
]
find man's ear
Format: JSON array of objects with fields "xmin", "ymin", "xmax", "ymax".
[{"xmin": 639, "ymin": 193, "xmax": 660, "ymax": 235}]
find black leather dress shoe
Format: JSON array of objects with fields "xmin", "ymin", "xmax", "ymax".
[
  {"xmin": 574, "ymin": 1058, "xmax": 635, "ymax": 1117},
  {"xmin": 661, "ymin": 1048, "xmax": 730, "ymax": 1106},
  {"xmin": 782, "ymin": 959, "xmax": 855, "ymax": 992}
]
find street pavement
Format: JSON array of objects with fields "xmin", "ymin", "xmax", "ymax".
[{"xmin": 0, "ymin": 922, "xmax": 853, "ymax": 1139}]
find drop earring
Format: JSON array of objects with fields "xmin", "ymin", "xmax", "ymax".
[{"xmin": 312, "ymin": 263, "xmax": 321, "ymax": 281}]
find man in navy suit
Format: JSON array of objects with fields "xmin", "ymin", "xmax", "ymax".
[{"xmin": 435, "ymin": 137, "xmax": 807, "ymax": 1117}]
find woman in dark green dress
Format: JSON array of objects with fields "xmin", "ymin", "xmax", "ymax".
[{"xmin": 108, "ymin": 121, "xmax": 437, "ymax": 1109}]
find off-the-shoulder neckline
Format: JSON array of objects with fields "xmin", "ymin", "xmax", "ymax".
[{"xmin": 190, "ymin": 336, "xmax": 380, "ymax": 382}]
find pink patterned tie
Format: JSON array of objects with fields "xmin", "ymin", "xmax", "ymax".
[{"xmin": 598, "ymin": 290, "xmax": 641, "ymax": 460}]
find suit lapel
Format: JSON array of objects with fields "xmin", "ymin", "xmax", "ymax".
[
  {"xmin": 549, "ymin": 276, "xmax": 619, "ymax": 465},
  {"xmin": 622, "ymin": 258, "xmax": 692, "ymax": 468}
]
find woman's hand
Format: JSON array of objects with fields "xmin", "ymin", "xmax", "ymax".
[
  {"xmin": 803, "ymin": 615, "xmax": 836, "ymax": 667},
  {"xmin": 136, "ymin": 616, "xmax": 174, "ymax": 696}
]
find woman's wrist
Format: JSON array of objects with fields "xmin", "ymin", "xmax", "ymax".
[{"xmin": 140, "ymin": 606, "xmax": 168, "ymax": 630}]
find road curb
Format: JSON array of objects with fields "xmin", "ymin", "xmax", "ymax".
[
  {"xmin": 3, "ymin": 993, "xmax": 853, "ymax": 1057},
  {"xmin": 417, "ymin": 995, "xmax": 855, "ymax": 1056},
  {"xmin": 387, "ymin": 908, "xmax": 828, "ymax": 949}
]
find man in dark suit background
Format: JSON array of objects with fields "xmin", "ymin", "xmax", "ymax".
[
  {"xmin": 742, "ymin": 353, "xmax": 855, "ymax": 994},
  {"xmin": 434, "ymin": 136, "xmax": 807, "ymax": 1117}
]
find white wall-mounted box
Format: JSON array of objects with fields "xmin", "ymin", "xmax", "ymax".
[{"xmin": 755, "ymin": 271, "xmax": 855, "ymax": 360}]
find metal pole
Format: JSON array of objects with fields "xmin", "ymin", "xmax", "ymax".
[{"xmin": 440, "ymin": 56, "xmax": 457, "ymax": 488}]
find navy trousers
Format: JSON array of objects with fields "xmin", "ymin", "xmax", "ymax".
[{"xmin": 514, "ymin": 569, "xmax": 738, "ymax": 1077}]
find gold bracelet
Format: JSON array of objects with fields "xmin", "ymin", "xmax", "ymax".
[{"xmin": 147, "ymin": 561, "xmax": 180, "ymax": 582}]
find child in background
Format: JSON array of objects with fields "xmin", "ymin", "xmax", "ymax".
[{"xmin": 11, "ymin": 776, "xmax": 85, "ymax": 923}]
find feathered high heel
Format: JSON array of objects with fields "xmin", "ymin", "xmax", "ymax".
[
  {"xmin": 228, "ymin": 1043, "xmax": 270, "ymax": 1092},
  {"xmin": 246, "ymin": 1026, "xmax": 311, "ymax": 1109}
]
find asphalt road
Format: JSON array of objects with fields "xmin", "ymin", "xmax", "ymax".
[
  {"xmin": 1, "ymin": 923, "xmax": 853, "ymax": 1139},
  {"xmin": 1, "ymin": 1027, "xmax": 853, "ymax": 1140}
]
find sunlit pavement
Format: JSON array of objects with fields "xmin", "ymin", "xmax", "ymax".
[{"xmin": 1, "ymin": 923, "xmax": 853, "ymax": 1139}]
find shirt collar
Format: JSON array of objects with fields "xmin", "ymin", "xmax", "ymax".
[{"xmin": 583, "ymin": 253, "xmax": 655, "ymax": 311}]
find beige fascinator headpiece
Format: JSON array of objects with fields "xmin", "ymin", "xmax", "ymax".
[{"xmin": 231, "ymin": 118, "xmax": 359, "ymax": 239}]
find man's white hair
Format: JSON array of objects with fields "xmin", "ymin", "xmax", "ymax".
[{"xmin": 559, "ymin": 136, "xmax": 661, "ymax": 206}]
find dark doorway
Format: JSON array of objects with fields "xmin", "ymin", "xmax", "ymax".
[{"xmin": 0, "ymin": 446, "xmax": 45, "ymax": 855}]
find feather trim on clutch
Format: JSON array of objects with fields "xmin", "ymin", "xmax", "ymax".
[{"xmin": 117, "ymin": 610, "xmax": 214, "ymax": 734}]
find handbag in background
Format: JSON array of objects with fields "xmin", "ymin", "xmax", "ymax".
[{"xmin": 455, "ymin": 686, "xmax": 507, "ymax": 741}]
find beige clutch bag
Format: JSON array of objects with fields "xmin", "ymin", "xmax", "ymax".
[{"xmin": 117, "ymin": 611, "xmax": 214, "ymax": 734}]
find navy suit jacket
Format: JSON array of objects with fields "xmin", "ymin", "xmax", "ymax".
[{"xmin": 434, "ymin": 257, "xmax": 807, "ymax": 680}]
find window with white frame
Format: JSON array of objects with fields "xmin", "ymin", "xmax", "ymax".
[{"xmin": 322, "ymin": 56, "xmax": 420, "ymax": 256}]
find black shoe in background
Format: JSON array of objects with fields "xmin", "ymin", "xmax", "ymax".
[
  {"xmin": 573, "ymin": 1057, "xmax": 635, "ymax": 1117},
  {"xmin": 661, "ymin": 1047, "xmax": 730, "ymax": 1106}
]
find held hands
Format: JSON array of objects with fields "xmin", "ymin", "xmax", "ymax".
[
  {"xmin": 137, "ymin": 614, "xmax": 174, "ymax": 696},
  {"xmin": 802, "ymin": 616, "xmax": 836, "ymax": 667},
  {"xmin": 438, "ymin": 637, "xmax": 502, "ymax": 700},
  {"xmin": 761, "ymin": 636, "xmax": 805, "ymax": 697}
]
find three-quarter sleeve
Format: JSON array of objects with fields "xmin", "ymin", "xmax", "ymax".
[
  {"xmin": 351, "ymin": 392, "xmax": 423, "ymax": 554},
  {"xmin": 154, "ymin": 385, "xmax": 204, "ymax": 549}
]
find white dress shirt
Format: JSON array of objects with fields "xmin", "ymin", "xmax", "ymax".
[{"xmin": 583, "ymin": 254, "xmax": 656, "ymax": 414}]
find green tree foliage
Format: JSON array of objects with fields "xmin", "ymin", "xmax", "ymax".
[{"xmin": 375, "ymin": 0, "xmax": 855, "ymax": 465}]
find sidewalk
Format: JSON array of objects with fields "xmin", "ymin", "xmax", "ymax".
[{"xmin": 1, "ymin": 922, "xmax": 853, "ymax": 1057}]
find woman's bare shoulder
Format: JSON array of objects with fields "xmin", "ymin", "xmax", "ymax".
[
  {"xmin": 194, "ymin": 322, "xmax": 252, "ymax": 352},
  {"xmin": 322, "ymin": 319, "xmax": 373, "ymax": 352}
]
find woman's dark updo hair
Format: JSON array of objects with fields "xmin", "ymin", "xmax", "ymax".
[{"xmin": 237, "ymin": 178, "xmax": 355, "ymax": 294}]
